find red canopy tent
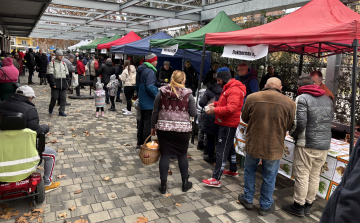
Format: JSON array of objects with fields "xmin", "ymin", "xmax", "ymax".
[
  {"xmin": 205, "ymin": 0, "xmax": 360, "ymax": 152},
  {"xmin": 97, "ymin": 31, "xmax": 142, "ymax": 50}
]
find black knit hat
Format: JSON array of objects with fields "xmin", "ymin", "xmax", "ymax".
[{"xmin": 216, "ymin": 67, "xmax": 232, "ymax": 83}]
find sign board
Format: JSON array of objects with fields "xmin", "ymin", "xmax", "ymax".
[
  {"xmin": 115, "ymin": 53, "xmax": 123, "ymax": 59},
  {"xmin": 101, "ymin": 49, "xmax": 107, "ymax": 54},
  {"xmin": 161, "ymin": 44, "xmax": 178, "ymax": 56},
  {"xmin": 222, "ymin": 44, "xmax": 268, "ymax": 61},
  {"xmin": 91, "ymin": 49, "xmax": 95, "ymax": 53},
  {"xmin": 83, "ymin": 50, "xmax": 86, "ymax": 53}
]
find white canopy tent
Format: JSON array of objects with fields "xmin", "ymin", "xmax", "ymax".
[{"xmin": 68, "ymin": 39, "xmax": 92, "ymax": 50}]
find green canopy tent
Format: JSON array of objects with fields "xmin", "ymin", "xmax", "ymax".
[
  {"xmin": 76, "ymin": 38, "xmax": 98, "ymax": 50},
  {"xmin": 151, "ymin": 11, "xmax": 242, "ymax": 143},
  {"xmin": 100, "ymin": 34, "xmax": 122, "ymax": 45},
  {"xmin": 150, "ymin": 11, "xmax": 242, "ymax": 52},
  {"xmin": 80, "ymin": 37, "xmax": 107, "ymax": 50}
]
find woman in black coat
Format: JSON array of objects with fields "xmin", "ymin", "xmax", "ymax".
[
  {"xmin": 38, "ymin": 53, "xmax": 48, "ymax": 85},
  {"xmin": 199, "ymin": 79, "xmax": 223, "ymax": 164}
]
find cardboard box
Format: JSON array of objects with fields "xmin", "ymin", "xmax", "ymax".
[
  {"xmin": 283, "ymin": 140, "xmax": 295, "ymax": 162},
  {"xmin": 332, "ymin": 160, "xmax": 347, "ymax": 184},
  {"xmin": 320, "ymin": 156, "xmax": 337, "ymax": 181}
]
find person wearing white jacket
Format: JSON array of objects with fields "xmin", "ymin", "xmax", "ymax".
[{"xmin": 120, "ymin": 60, "xmax": 137, "ymax": 115}]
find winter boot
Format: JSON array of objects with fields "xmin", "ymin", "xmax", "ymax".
[
  {"xmin": 197, "ymin": 142, "xmax": 204, "ymax": 150},
  {"xmin": 116, "ymin": 97, "xmax": 122, "ymax": 102},
  {"xmin": 159, "ymin": 179, "xmax": 167, "ymax": 194},
  {"xmin": 101, "ymin": 111, "xmax": 105, "ymax": 117},
  {"xmin": 182, "ymin": 175, "xmax": 193, "ymax": 192},
  {"xmin": 96, "ymin": 112, "xmax": 99, "ymax": 118},
  {"xmin": 282, "ymin": 202, "xmax": 305, "ymax": 218},
  {"xmin": 304, "ymin": 202, "xmax": 313, "ymax": 216}
]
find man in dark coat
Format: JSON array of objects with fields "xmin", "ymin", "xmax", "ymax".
[
  {"xmin": 0, "ymin": 86, "xmax": 60, "ymax": 192},
  {"xmin": 97, "ymin": 58, "xmax": 115, "ymax": 104},
  {"xmin": 184, "ymin": 60, "xmax": 198, "ymax": 96},
  {"xmin": 24, "ymin": 48, "xmax": 36, "ymax": 85},
  {"xmin": 235, "ymin": 63, "xmax": 259, "ymax": 101},
  {"xmin": 158, "ymin": 61, "xmax": 173, "ymax": 84},
  {"xmin": 203, "ymin": 62, "xmax": 219, "ymax": 86},
  {"xmin": 259, "ymin": 66, "xmax": 281, "ymax": 90}
]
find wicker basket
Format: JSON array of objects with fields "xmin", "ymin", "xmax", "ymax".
[{"xmin": 139, "ymin": 135, "xmax": 160, "ymax": 165}]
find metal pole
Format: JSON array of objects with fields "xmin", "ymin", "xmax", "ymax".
[
  {"xmin": 191, "ymin": 42, "xmax": 207, "ymax": 144},
  {"xmin": 298, "ymin": 47, "xmax": 304, "ymax": 76},
  {"xmin": 350, "ymin": 39, "xmax": 358, "ymax": 154}
]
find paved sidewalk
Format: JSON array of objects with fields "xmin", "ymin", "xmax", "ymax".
[{"xmin": 0, "ymin": 75, "xmax": 326, "ymax": 223}]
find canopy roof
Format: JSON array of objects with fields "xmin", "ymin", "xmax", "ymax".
[
  {"xmin": 97, "ymin": 31, "xmax": 141, "ymax": 50},
  {"xmin": 68, "ymin": 40, "xmax": 91, "ymax": 50},
  {"xmin": 101, "ymin": 34, "xmax": 122, "ymax": 44},
  {"xmin": 110, "ymin": 31, "xmax": 211, "ymax": 61},
  {"xmin": 150, "ymin": 11, "xmax": 242, "ymax": 51},
  {"xmin": 205, "ymin": 0, "xmax": 360, "ymax": 57},
  {"xmin": 80, "ymin": 37, "xmax": 103, "ymax": 50}
]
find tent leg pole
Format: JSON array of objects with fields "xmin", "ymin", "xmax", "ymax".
[
  {"xmin": 191, "ymin": 43, "xmax": 206, "ymax": 144},
  {"xmin": 298, "ymin": 48, "xmax": 304, "ymax": 76},
  {"xmin": 350, "ymin": 39, "xmax": 358, "ymax": 154}
]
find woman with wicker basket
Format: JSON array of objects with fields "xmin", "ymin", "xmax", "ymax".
[{"xmin": 151, "ymin": 70, "xmax": 197, "ymax": 194}]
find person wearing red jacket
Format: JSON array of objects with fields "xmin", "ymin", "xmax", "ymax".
[
  {"xmin": 76, "ymin": 56, "xmax": 86, "ymax": 96},
  {"xmin": 202, "ymin": 67, "xmax": 246, "ymax": 187}
]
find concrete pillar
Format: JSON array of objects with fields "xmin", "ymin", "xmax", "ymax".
[
  {"xmin": 325, "ymin": 54, "xmax": 342, "ymax": 99},
  {"xmin": 202, "ymin": 0, "xmax": 208, "ymax": 5}
]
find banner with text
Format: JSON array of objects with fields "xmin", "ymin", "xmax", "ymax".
[
  {"xmin": 222, "ymin": 44, "xmax": 268, "ymax": 61},
  {"xmin": 91, "ymin": 49, "xmax": 95, "ymax": 53},
  {"xmin": 115, "ymin": 53, "xmax": 123, "ymax": 59},
  {"xmin": 161, "ymin": 44, "xmax": 178, "ymax": 56},
  {"xmin": 101, "ymin": 49, "xmax": 107, "ymax": 54}
]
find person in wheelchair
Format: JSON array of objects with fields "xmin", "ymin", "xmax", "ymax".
[{"xmin": 0, "ymin": 86, "xmax": 60, "ymax": 193}]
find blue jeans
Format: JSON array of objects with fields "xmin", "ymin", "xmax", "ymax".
[
  {"xmin": 103, "ymin": 83, "xmax": 109, "ymax": 102},
  {"xmin": 243, "ymin": 153, "xmax": 280, "ymax": 210}
]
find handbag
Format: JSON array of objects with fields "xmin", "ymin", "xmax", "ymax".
[{"xmin": 0, "ymin": 68, "xmax": 21, "ymax": 88}]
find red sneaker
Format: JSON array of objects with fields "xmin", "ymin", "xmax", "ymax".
[
  {"xmin": 202, "ymin": 178, "xmax": 221, "ymax": 187},
  {"xmin": 223, "ymin": 170, "xmax": 239, "ymax": 177}
]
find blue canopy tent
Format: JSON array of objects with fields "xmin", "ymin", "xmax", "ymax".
[{"xmin": 110, "ymin": 31, "xmax": 211, "ymax": 76}]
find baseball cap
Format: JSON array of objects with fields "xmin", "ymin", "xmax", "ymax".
[{"xmin": 16, "ymin": 85, "xmax": 37, "ymax": 98}]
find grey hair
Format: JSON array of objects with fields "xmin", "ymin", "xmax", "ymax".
[
  {"xmin": 106, "ymin": 58, "xmax": 112, "ymax": 62},
  {"xmin": 164, "ymin": 61, "xmax": 170, "ymax": 65},
  {"xmin": 298, "ymin": 73, "xmax": 314, "ymax": 87}
]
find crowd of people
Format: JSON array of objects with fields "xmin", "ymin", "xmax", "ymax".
[{"xmin": 0, "ymin": 48, "xmax": 347, "ymax": 219}]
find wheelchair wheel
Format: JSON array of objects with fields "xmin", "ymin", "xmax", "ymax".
[{"xmin": 35, "ymin": 180, "xmax": 45, "ymax": 204}]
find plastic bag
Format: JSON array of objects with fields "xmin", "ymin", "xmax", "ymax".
[
  {"xmin": 71, "ymin": 72, "xmax": 78, "ymax": 88},
  {"xmin": 146, "ymin": 141, "xmax": 158, "ymax": 149}
]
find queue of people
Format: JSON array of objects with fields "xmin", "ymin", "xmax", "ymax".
[{"xmin": 0, "ymin": 49, "xmax": 339, "ymax": 219}]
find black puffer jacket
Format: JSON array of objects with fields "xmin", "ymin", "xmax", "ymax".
[
  {"xmin": 38, "ymin": 54, "xmax": 48, "ymax": 78},
  {"xmin": 290, "ymin": 85, "xmax": 334, "ymax": 150},
  {"xmin": 184, "ymin": 66, "xmax": 198, "ymax": 94},
  {"xmin": 158, "ymin": 66, "xmax": 173, "ymax": 83},
  {"xmin": 97, "ymin": 61, "xmax": 115, "ymax": 84},
  {"xmin": 0, "ymin": 94, "xmax": 49, "ymax": 136},
  {"xmin": 199, "ymin": 80, "xmax": 222, "ymax": 135}
]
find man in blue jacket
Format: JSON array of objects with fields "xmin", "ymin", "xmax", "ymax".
[
  {"xmin": 235, "ymin": 63, "xmax": 259, "ymax": 102},
  {"xmin": 136, "ymin": 53, "xmax": 160, "ymax": 147}
]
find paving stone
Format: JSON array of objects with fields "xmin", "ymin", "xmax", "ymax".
[
  {"xmin": 88, "ymin": 211, "xmax": 111, "ymax": 223},
  {"xmin": 123, "ymin": 195, "xmax": 143, "ymax": 206},
  {"xmin": 176, "ymin": 211, "xmax": 200, "ymax": 223},
  {"xmin": 122, "ymin": 213, "xmax": 144, "ymax": 223}
]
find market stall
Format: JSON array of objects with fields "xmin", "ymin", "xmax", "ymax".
[
  {"xmin": 205, "ymin": 0, "xmax": 360, "ymax": 153},
  {"xmin": 68, "ymin": 40, "xmax": 91, "ymax": 51},
  {"xmin": 79, "ymin": 37, "xmax": 103, "ymax": 50},
  {"xmin": 234, "ymin": 122, "xmax": 349, "ymax": 200},
  {"xmin": 110, "ymin": 31, "xmax": 211, "ymax": 75},
  {"xmin": 97, "ymin": 31, "xmax": 141, "ymax": 50}
]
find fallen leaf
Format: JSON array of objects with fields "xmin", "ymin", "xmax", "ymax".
[
  {"xmin": 30, "ymin": 216, "xmax": 37, "ymax": 220},
  {"xmin": 59, "ymin": 133, "xmax": 65, "ymax": 135},
  {"xmin": 123, "ymin": 143, "xmax": 131, "ymax": 146},
  {"xmin": 74, "ymin": 219, "xmax": 88, "ymax": 223},
  {"xmin": 135, "ymin": 217, "xmax": 148, "ymax": 223},
  {"xmin": 69, "ymin": 206, "xmax": 76, "ymax": 211},
  {"xmin": 58, "ymin": 212, "xmax": 66, "ymax": 218},
  {"xmin": 37, "ymin": 217, "xmax": 43, "ymax": 222},
  {"xmin": 187, "ymin": 155, "xmax": 191, "ymax": 158},
  {"xmin": 50, "ymin": 140, "xmax": 58, "ymax": 144},
  {"xmin": 77, "ymin": 110, "xmax": 81, "ymax": 112},
  {"xmin": 23, "ymin": 212, "xmax": 32, "ymax": 217},
  {"xmin": 103, "ymin": 177, "xmax": 110, "ymax": 181},
  {"xmin": 43, "ymin": 90, "xmax": 47, "ymax": 92},
  {"xmin": 99, "ymin": 159, "xmax": 104, "ymax": 162},
  {"xmin": 57, "ymin": 148, "xmax": 66, "ymax": 153},
  {"xmin": 57, "ymin": 174, "xmax": 66, "ymax": 179},
  {"xmin": 33, "ymin": 209, "xmax": 45, "ymax": 214},
  {"xmin": 168, "ymin": 170, "xmax": 172, "ymax": 175},
  {"xmin": 99, "ymin": 133, "xmax": 104, "ymax": 135},
  {"xmin": 15, "ymin": 216, "xmax": 28, "ymax": 223},
  {"xmin": 236, "ymin": 200, "xmax": 240, "ymax": 204},
  {"xmin": 45, "ymin": 142, "xmax": 48, "ymax": 144},
  {"xmin": 70, "ymin": 128, "xmax": 76, "ymax": 131},
  {"xmin": 164, "ymin": 194, "xmax": 172, "ymax": 197},
  {"xmin": 116, "ymin": 147, "xmax": 122, "ymax": 149},
  {"xmin": 31, "ymin": 213, "xmax": 38, "ymax": 217},
  {"xmin": 37, "ymin": 166, "xmax": 44, "ymax": 170},
  {"xmin": 175, "ymin": 203, "xmax": 181, "ymax": 207},
  {"xmin": 74, "ymin": 190, "xmax": 83, "ymax": 194},
  {"xmin": 48, "ymin": 123, "xmax": 52, "ymax": 125},
  {"xmin": 46, "ymin": 133, "xmax": 52, "ymax": 136},
  {"xmin": 72, "ymin": 134, "xmax": 76, "ymax": 137},
  {"xmin": 60, "ymin": 130, "xmax": 65, "ymax": 132},
  {"xmin": 111, "ymin": 194, "xmax": 116, "ymax": 198}
]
